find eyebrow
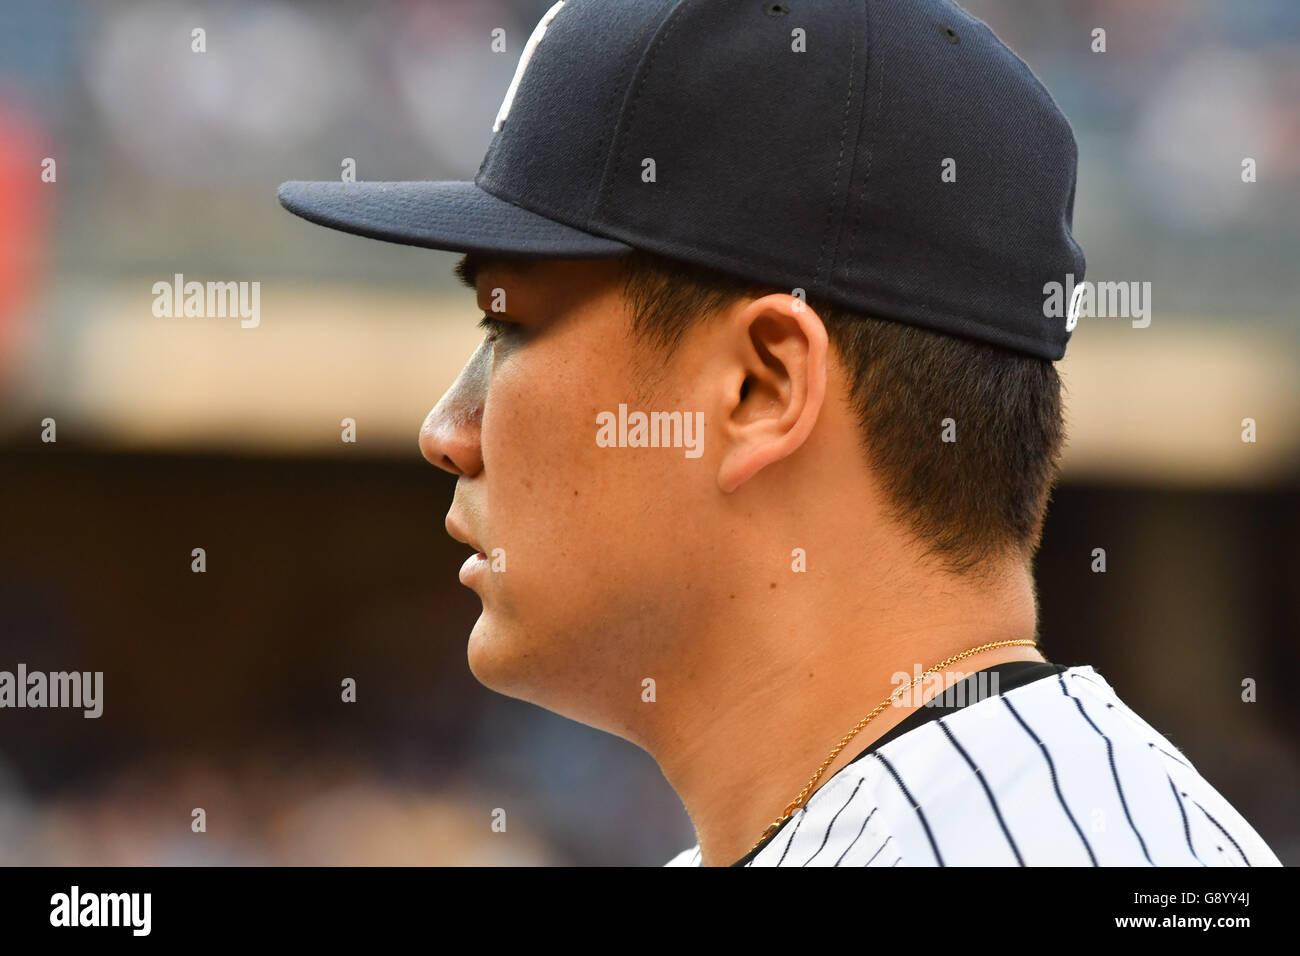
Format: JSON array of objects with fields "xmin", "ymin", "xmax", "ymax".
[{"xmin": 454, "ymin": 252, "xmax": 538, "ymax": 291}]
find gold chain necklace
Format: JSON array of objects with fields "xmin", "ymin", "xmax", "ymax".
[{"xmin": 747, "ymin": 638, "xmax": 1039, "ymax": 857}]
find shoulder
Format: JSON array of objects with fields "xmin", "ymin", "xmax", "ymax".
[
  {"xmin": 863, "ymin": 665, "xmax": 1282, "ymax": 866},
  {"xmin": 748, "ymin": 665, "xmax": 1282, "ymax": 866}
]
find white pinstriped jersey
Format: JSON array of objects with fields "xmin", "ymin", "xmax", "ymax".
[{"xmin": 664, "ymin": 665, "xmax": 1282, "ymax": 867}]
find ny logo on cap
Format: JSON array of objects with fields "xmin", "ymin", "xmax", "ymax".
[
  {"xmin": 1066, "ymin": 282, "xmax": 1086, "ymax": 332},
  {"xmin": 493, "ymin": 0, "xmax": 566, "ymax": 133}
]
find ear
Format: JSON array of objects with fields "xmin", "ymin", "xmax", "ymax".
[{"xmin": 715, "ymin": 294, "xmax": 828, "ymax": 494}]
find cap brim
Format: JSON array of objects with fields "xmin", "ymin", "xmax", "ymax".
[{"xmin": 277, "ymin": 180, "xmax": 635, "ymax": 258}]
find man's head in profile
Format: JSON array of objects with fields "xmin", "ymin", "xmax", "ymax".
[
  {"xmin": 408, "ymin": 218, "xmax": 1072, "ymax": 863},
  {"xmin": 279, "ymin": 0, "xmax": 1098, "ymax": 865},
  {"xmin": 420, "ymin": 246, "xmax": 1063, "ymax": 728}
]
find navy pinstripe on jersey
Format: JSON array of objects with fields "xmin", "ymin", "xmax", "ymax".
[{"xmin": 664, "ymin": 665, "xmax": 1282, "ymax": 867}]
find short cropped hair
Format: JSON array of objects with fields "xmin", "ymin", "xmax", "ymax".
[{"xmin": 616, "ymin": 248, "xmax": 1066, "ymax": 578}]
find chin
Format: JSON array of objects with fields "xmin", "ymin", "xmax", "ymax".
[
  {"xmin": 465, "ymin": 614, "xmax": 503, "ymax": 686},
  {"xmin": 465, "ymin": 612, "xmax": 598, "ymax": 721},
  {"xmin": 465, "ymin": 612, "xmax": 539, "ymax": 700},
  {"xmin": 465, "ymin": 611, "xmax": 648, "ymax": 740}
]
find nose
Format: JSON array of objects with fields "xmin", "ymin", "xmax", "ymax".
[{"xmin": 420, "ymin": 340, "xmax": 490, "ymax": 477}]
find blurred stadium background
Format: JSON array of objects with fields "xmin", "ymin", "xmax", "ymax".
[{"xmin": 0, "ymin": 0, "xmax": 1297, "ymax": 865}]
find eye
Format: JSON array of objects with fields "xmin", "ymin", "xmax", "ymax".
[{"xmin": 477, "ymin": 313, "xmax": 516, "ymax": 343}]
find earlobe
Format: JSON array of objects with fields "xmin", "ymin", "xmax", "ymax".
[{"xmin": 717, "ymin": 441, "xmax": 780, "ymax": 494}]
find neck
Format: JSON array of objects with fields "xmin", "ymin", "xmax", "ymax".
[{"xmin": 645, "ymin": 553, "xmax": 1043, "ymax": 867}]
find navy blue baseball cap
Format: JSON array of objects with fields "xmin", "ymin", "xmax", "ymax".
[{"xmin": 279, "ymin": 0, "xmax": 1085, "ymax": 360}]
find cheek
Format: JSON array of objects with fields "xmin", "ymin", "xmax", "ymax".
[
  {"xmin": 479, "ymin": 345, "xmax": 689, "ymax": 602},
  {"xmin": 478, "ymin": 349, "xmax": 609, "ymax": 585}
]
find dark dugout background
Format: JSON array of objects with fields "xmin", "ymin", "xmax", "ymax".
[{"xmin": 0, "ymin": 0, "xmax": 1297, "ymax": 864}]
